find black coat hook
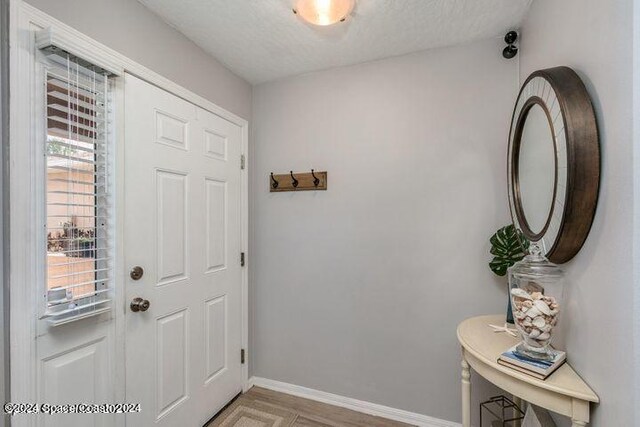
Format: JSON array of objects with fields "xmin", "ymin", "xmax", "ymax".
[
  {"xmin": 290, "ymin": 171, "xmax": 299, "ymax": 188},
  {"xmin": 311, "ymin": 169, "xmax": 320, "ymax": 187},
  {"xmin": 270, "ymin": 172, "xmax": 279, "ymax": 189}
]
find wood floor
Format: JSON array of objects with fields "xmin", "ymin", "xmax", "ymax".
[{"xmin": 209, "ymin": 386, "xmax": 414, "ymax": 427}]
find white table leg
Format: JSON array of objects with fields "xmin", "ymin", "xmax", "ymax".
[
  {"xmin": 512, "ymin": 396, "xmax": 523, "ymax": 427},
  {"xmin": 461, "ymin": 358, "xmax": 471, "ymax": 427},
  {"xmin": 571, "ymin": 398, "xmax": 589, "ymax": 427}
]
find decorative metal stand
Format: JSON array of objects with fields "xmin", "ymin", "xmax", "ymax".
[{"xmin": 480, "ymin": 395, "xmax": 525, "ymax": 427}]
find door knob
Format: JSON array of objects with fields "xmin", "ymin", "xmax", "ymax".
[
  {"xmin": 130, "ymin": 266, "xmax": 144, "ymax": 280},
  {"xmin": 130, "ymin": 297, "xmax": 150, "ymax": 312}
]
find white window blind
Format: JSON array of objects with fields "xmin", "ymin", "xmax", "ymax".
[{"xmin": 43, "ymin": 51, "xmax": 113, "ymax": 326}]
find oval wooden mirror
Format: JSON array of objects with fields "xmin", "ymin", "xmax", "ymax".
[{"xmin": 508, "ymin": 67, "xmax": 600, "ymax": 264}]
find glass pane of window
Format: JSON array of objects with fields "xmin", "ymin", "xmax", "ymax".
[{"xmin": 46, "ymin": 134, "xmax": 97, "ymax": 300}]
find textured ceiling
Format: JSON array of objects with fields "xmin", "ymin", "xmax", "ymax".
[{"xmin": 138, "ymin": 0, "xmax": 532, "ymax": 84}]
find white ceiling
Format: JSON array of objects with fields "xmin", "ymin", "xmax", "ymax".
[{"xmin": 138, "ymin": 0, "xmax": 533, "ymax": 84}]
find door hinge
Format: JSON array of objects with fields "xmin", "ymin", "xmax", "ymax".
[
  {"xmin": 241, "ymin": 154, "xmax": 246, "ymax": 170},
  {"xmin": 240, "ymin": 252, "xmax": 245, "ymax": 267},
  {"xmin": 241, "ymin": 348, "xmax": 246, "ymax": 364}
]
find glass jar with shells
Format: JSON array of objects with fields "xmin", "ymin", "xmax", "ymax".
[{"xmin": 508, "ymin": 243, "xmax": 564, "ymax": 361}]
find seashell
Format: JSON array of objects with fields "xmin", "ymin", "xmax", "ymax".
[
  {"xmin": 528, "ymin": 329, "xmax": 541, "ymax": 338},
  {"xmin": 515, "ymin": 310, "xmax": 527, "ymax": 319},
  {"xmin": 524, "ymin": 283, "xmax": 543, "ymax": 293},
  {"xmin": 532, "ymin": 316, "xmax": 546, "ymax": 328},
  {"xmin": 540, "ymin": 323, "xmax": 552, "ymax": 332},
  {"xmin": 526, "ymin": 306, "xmax": 541, "ymax": 318},
  {"xmin": 523, "ymin": 300, "xmax": 533, "ymax": 308},
  {"xmin": 531, "ymin": 292, "xmax": 543, "ymax": 300},
  {"xmin": 538, "ymin": 332, "xmax": 551, "ymax": 340},
  {"xmin": 549, "ymin": 308, "xmax": 559, "ymax": 315},
  {"xmin": 522, "ymin": 318, "xmax": 532, "ymax": 327},
  {"xmin": 533, "ymin": 300, "xmax": 552, "ymax": 316},
  {"xmin": 511, "ymin": 288, "xmax": 532, "ymax": 300}
]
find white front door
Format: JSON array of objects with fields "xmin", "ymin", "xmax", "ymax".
[{"xmin": 124, "ymin": 74, "xmax": 243, "ymax": 426}]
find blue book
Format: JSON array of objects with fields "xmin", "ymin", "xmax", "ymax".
[{"xmin": 498, "ymin": 345, "xmax": 566, "ymax": 379}]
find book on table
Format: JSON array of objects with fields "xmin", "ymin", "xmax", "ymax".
[{"xmin": 497, "ymin": 345, "xmax": 566, "ymax": 380}]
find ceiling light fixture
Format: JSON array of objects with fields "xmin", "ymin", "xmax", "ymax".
[{"xmin": 293, "ymin": 0, "xmax": 355, "ymax": 26}]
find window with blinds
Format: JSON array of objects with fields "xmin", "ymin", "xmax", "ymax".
[{"xmin": 43, "ymin": 51, "xmax": 112, "ymax": 326}]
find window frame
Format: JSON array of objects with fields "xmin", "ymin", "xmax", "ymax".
[{"xmin": 37, "ymin": 49, "xmax": 114, "ymax": 324}]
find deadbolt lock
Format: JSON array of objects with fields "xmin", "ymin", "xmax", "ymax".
[{"xmin": 130, "ymin": 266, "xmax": 144, "ymax": 280}]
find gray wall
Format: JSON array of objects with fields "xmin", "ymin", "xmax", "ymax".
[
  {"xmin": 251, "ymin": 39, "xmax": 517, "ymax": 423},
  {"xmin": 25, "ymin": 0, "xmax": 252, "ymax": 120},
  {"xmin": 520, "ymin": 0, "xmax": 635, "ymax": 425}
]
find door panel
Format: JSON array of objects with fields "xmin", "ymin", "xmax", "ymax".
[
  {"xmin": 204, "ymin": 130, "xmax": 228, "ymax": 160},
  {"xmin": 155, "ymin": 110, "xmax": 189, "ymax": 150},
  {"xmin": 156, "ymin": 170, "xmax": 188, "ymax": 285},
  {"xmin": 125, "ymin": 74, "xmax": 243, "ymax": 426},
  {"xmin": 156, "ymin": 309, "xmax": 188, "ymax": 418},
  {"xmin": 205, "ymin": 296, "xmax": 226, "ymax": 382},
  {"xmin": 205, "ymin": 179, "xmax": 227, "ymax": 272},
  {"xmin": 40, "ymin": 337, "xmax": 110, "ymax": 427}
]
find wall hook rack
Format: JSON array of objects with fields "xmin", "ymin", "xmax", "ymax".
[{"xmin": 269, "ymin": 170, "xmax": 327, "ymax": 192}]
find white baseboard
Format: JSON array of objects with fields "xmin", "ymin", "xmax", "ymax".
[
  {"xmin": 244, "ymin": 376, "xmax": 256, "ymax": 390},
  {"xmin": 248, "ymin": 377, "xmax": 461, "ymax": 427}
]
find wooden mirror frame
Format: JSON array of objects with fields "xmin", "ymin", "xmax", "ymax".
[{"xmin": 507, "ymin": 67, "xmax": 600, "ymax": 264}]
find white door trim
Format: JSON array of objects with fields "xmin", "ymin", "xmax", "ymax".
[{"xmin": 8, "ymin": 2, "xmax": 250, "ymax": 422}]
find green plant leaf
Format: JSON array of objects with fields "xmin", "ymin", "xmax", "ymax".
[{"xmin": 488, "ymin": 224, "xmax": 529, "ymax": 277}]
